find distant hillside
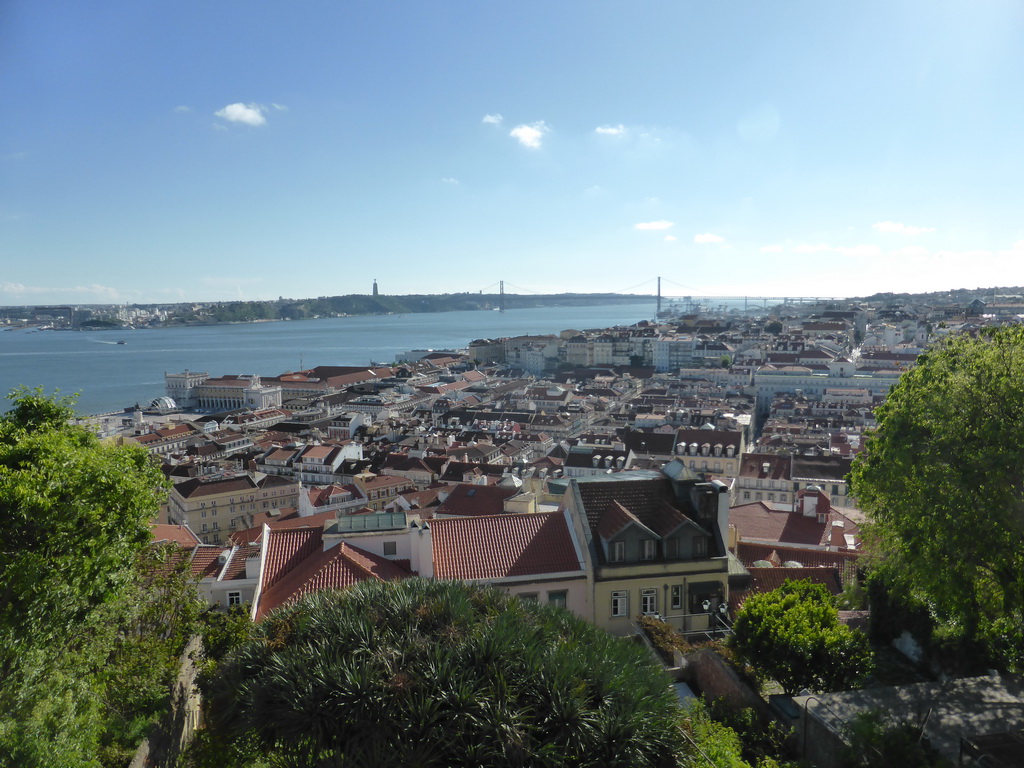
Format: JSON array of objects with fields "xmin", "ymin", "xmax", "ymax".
[{"xmin": 165, "ymin": 293, "xmax": 652, "ymax": 325}]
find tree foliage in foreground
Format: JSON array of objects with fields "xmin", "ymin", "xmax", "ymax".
[
  {"xmin": 199, "ymin": 579, "xmax": 686, "ymax": 768},
  {"xmin": 0, "ymin": 389, "xmax": 197, "ymax": 767},
  {"xmin": 731, "ymin": 580, "xmax": 872, "ymax": 696},
  {"xmin": 849, "ymin": 326, "xmax": 1024, "ymax": 671}
]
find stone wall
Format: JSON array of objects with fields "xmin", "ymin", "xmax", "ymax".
[
  {"xmin": 129, "ymin": 635, "xmax": 203, "ymax": 768},
  {"xmin": 685, "ymin": 647, "xmax": 767, "ymax": 715}
]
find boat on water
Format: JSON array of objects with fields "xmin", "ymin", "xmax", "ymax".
[{"xmin": 117, "ymin": 340, "xmax": 127, "ymax": 345}]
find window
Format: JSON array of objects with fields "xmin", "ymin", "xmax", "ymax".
[
  {"xmin": 200, "ymin": 509, "xmax": 207, "ymax": 518},
  {"xmin": 688, "ymin": 585, "xmax": 721, "ymax": 614},
  {"xmin": 609, "ymin": 540, "xmax": 625, "ymax": 563},
  {"xmin": 665, "ymin": 537, "xmax": 679, "ymax": 559},
  {"xmin": 743, "ymin": 491, "xmax": 750, "ymax": 500},
  {"xmin": 227, "ymin": 591, "xmax": 242, "ymax": 607},
  {"xmin": 693, "ymin": 536, "xmax": 707, "ymax": 558},
  {"xmin": 611, "ymin": 590, "xmax": 629, "ymax": 617},
  {"xmin": 383, "ymin": 541, "xmax": 397, "ymax": 556},
  {"xmin": 212, "ymin": 521, "xmax": 219, "ymax": 530},
  {"xmin": 641, "ymin": 588, "xmax": 657, "ymax": 615},
  {"xmin": 641, "ymin": 539, "xmax": 656, "ymax": 561},
  {"xmin": 671, "ymin": 585, "xmax": 683, "ymax": 610},
  {"xmin": 547, "ymin": 591, "xmax": 567, "ymax": 610},
  {"xmin": 201, "ymin": 523, "xmax": 208, "ymax": 532}
]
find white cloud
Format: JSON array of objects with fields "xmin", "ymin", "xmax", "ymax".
[
  {"xmin": 441, "ymin": 177, "xmax": 459, "ymax": 185},
  {"xmin": 173, "ymin": 105, "xmax": 191, "ymax": 113},
  {"xmin": 663, "ymin": 235, "xmax": 677, "ymax": 242},
  {"xmin": 271, "ymin": 103, "xmax": 288, "ymax": 111},
  {"xmin": 482, "ymin": 113, "xmax": 503, "ymax": 125},
  {"xmin": 214, "ymin": 103, "xmax": 267, "ymax": 126},
  {"xmin": 891, "ymin": 245, "xmax": 929, "ymax": 258},
  {"xmin": 793, "ymin": 243, "xmax": 832, "ymax": 253},
  {"xmin": 1014, "ymin": 240, "xmax": 1024, "ymax": 250},
  {"xmin": 760, "ymin": 245, "xmax": 784, "ymax": 253},
  {"xmin": 694, "ymin": 233, "xmax": 724, "ymax": 243},
  {"xmin": 595, "ymin": 124, "xmax": 626, "ymax": 136},
  {"xmin": 872, "ymin": 221, "xmax": 935, "ymax": 235},
  {"xmin": 509, "ymin": 121, "xmax": 548, "ymax": 149},
  {"xmin": 834, "ymin": 244, "xmax": 882, "ymax": 258},
  {"xmin": 634, "ymin": 220, "xmax": 674, "ymax": 231},
  {"xmin": 0, "ymin": 282, "xmax": 123, "ymax": 300},
  {"xmin": 72, "ymin": 283, "xmax": 123, "ymax": 300}
]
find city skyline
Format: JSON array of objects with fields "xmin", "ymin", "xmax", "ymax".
[{"xmin": 2, "ymin": 1, "xmax": 1023, "ymax": 305}]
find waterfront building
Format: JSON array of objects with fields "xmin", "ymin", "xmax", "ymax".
[{"xmin": 164, "ymin": 471, "xmax": 300, "ymax": 545}]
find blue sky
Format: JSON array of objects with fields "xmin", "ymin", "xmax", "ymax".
[{"xmin": 2, "ymin": 0, "xmax": 1023, "ymax": 305}]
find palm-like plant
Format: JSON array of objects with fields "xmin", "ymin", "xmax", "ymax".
[{"xmin": 201, "ymin": 579, "xmax": 684, "ymax": 767}]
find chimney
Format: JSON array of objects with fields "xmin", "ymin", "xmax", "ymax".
[
  {"xmin": 411, "ymin": 520, "xmax": 433, "ymax": 578},
  {"xmin": 830, "ymin": 519, "xmax": 846, "ymax": 547}
]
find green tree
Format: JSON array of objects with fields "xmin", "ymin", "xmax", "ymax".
[
  {"xmin": 849, "ymin": 326, "xmax": 1024, "ymax": 670},
  {"xmin": 730, "ymin": 580, "xmax": 872, "ymax": 695},
  {"xmin": 198, "ymin": 579, "xmax": 686, "ymax": 768},
  {"xmin": 0, "ymin": 388, "xmax": 177, "ymax": 767}
]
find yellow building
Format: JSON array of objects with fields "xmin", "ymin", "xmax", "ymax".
[
  {"xmin": 559, "ymin": 459, "xmax": 731, "ymax": 637},
  {"xmin": 165, "ymin": 472, "xmax": 299, "ymax": 545}
]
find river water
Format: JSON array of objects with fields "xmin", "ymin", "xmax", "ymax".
[{"xmin": 0, "ymin": 303, "xmax": 655, "ymax": 416}]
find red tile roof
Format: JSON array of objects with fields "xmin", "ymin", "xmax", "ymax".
[
  {"xmin": 430, "ymin": 512, "xmax": 582, "ymax": 581},
  {"xmin": 435, "ymin": 483, "xmax": 518, "ymax": 517},
  {"xmin": 151, "ymin": 523, "xmax": 201, "ymax": 548},
  {"xmin": 596, "ymin": 500, "xmax": 647, "ymax": 540},
  {"xmin": 190, "ymin": 545, "xmax": 225, "ymax": 579},
  {"xmin": 729, "ymin": 502, "xmax": 860, "ymax": 549},
  {"xmin": 221, "ymin": 542, "xmax": 261, "ymax": 581},
  {"xmin": 737, "ymin": 541, "xmax": 860, "ymax": 574},
  {"xmin": 174, "ymin": 474, "xmax": 258, "ymax": 498},
  {"xmin": 255, "ymin": 531, "xmax": 409, "ymax": 619},
  {"xmin": 229, "ymin": 509, "xmax": 336, "ymax": 545}
]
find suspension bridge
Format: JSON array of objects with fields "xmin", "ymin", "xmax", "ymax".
[{"xmin": 476, "ymin": 278, "xmax": 849, "ymax": 314}]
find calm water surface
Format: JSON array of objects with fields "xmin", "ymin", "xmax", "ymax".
[{"xmin": 0, "ymin": 303, "xmax": 654, "ymax": 415}]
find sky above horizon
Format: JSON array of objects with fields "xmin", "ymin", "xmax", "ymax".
[{"xmin": 2, "ymin": 1, "xmax": 1023, "ymax": 306}]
